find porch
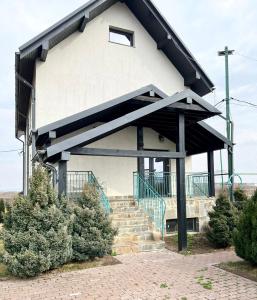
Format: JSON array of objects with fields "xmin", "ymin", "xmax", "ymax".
[{"xmin": 35, "ymin": 85, "xmax": 232, "ymax": 251}]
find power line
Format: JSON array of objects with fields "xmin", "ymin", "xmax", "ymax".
[
  {"xmin": 231, "ymin": 97, "xmax": 257, "ymax": 108},
  {"xmin": 0, "ymin": 149, "xmax": 23, "ymax": 153},
  {"xmin": 230, "ymin": 102, "xmax": 255, "ymax": 108},
  {"xmin": 214, "ymin": 99, "xmax": 225, "ymax": 107},
  {"xmin": 235, "ymin": 52, "xmax": 257, "ymax": 63}
]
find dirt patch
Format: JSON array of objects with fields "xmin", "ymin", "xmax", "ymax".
[
  {"xmin": 54, "ymin": 256, "xmax": 121, "ymax": 274},
  {"xmin": 165, "ymin": 233, "xmax": 233, "ymax": 255},
  {"xmin": 217, "ymin": 261, "xmax": 257, "ymax": 282}
]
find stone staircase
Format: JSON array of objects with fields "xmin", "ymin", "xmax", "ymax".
[{"xmin": 110, "ymin": 198, "xmax": 165, "ymax": 254}]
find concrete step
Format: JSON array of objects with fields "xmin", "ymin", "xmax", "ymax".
[
  {"xmin": 138, "ymin": 240, "xmax": 165, "ymax": 252},
  {"xmin": 111, "ymin": 211, "xmax": 146, "ymax": 219},
  {"xmin": 111, "ymin": 207, "xmax": 142, "ymax": 213},
  {"xmin": 112, "ymin": 218, "xmax": 149, "ymax": 227},
  {"xmin": 109, "ymin": 197, "xmax": 164, "ymax": 254},
  {"xmin": 117, "ymin": 224, "xmax": 149, "ymax": 234},
  {"xmin": 112, "ymin": 240, "xmax": 165, "ymax": 255},
  {"xmin": 114, "ymin": 232, "xmax": 154, "ymax": 243},
  {"xmin": 109, "ymin": 200, "xmax": 136, "ymax": 207}
]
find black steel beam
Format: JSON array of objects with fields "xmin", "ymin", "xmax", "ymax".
[
  {"xmin": 207, "ymin": 151, "xmax": 215, "ymax": 197},
  {"xmin": 79, "ymin": 13, "xmax": 89, "ymax": 32},
  {"xmin": 46, "ymin": 90, "xmax": 191, "ymax": 158},
  {"xmin": 70, "ymin": 147, "xmax": 185, "ymax": 159},
  {"xmin": 58, "ymin": 160, "xmax": 67, "ymax": 197},
  {"xmin": 176, "ymin": 112, "xmax": 187, "ymax": 251},
  {"xmin": 184, "ymin": 71, "xmax": 201, "ymax": 86},
  {"xmin": 37, "ymin": 85, "xmax": 161, "ymax": 138},
  {"xmin": 40, "ymin": 41, "xmax": 49, "ymax": 62},
  {"xmin": 157, "ymin": 34, "xmax": 172, "ymax": 50},
  {"xmin": 137, "ymin": 127, "xmax": 144, "ymax": 175}
]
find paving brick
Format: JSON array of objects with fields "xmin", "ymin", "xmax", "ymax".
[{"xmin": 0, "ymin": 250, "xmax": 256, "ymax": 299}]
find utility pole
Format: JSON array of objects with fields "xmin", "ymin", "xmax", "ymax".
[{"xmin": 218, "ymin": 46, "xmax": 234, "ymax": 200}]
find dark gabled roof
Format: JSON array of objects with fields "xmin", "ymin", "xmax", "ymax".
[
  {"xmin": 36, "ymin": 84, "xmax": 164, "ymax": 144},
  {"xmin": 16, "ymin": 0, "xmax": 214, "ymax": 136},
  {"xmin": 36, "ymin": 85, "xmax": 220, "ymax": 147},
  {"xmin": 41, "ymin": 87, "xmax": 223, "ymax": 160}
]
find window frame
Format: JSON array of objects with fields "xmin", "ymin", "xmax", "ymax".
[{"xmin": 109, "ymin": 26, "xmax": 135, "ymax": 47}]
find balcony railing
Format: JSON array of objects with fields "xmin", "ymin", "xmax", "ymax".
[
  {"xmin": 142, "ymin": 171, "xmax": 210, "ymax": 198},
  {"xmin": 66, "ymin": 171, "xmax": 111, "ymax": 214}
]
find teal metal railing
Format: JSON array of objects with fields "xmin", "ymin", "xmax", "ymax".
[
  {"xmin": 143, "ymin": 172, "xmax": 210, "ymax": 198},
  {"xmin": 133, "ymin": 172, "xmax": 166, "ymax": 238},
  {"xmin": 67, "ymin": 171, "xmax": 111, "ymax": 214},
  {"xmin": 188, "ymin": 173, "xmax": 209, "ymax": 197}
]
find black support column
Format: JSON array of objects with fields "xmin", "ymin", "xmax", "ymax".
[
  {"xmin": 176, "ymin": 113, "xmax": 187, "ymax": 251},
  {"xmin": 137, "ymin": 126, "xmax": 144, "ymax": 175},
  {"xmin": 207, "ymin": 151, "xmax": 215, "ymax": 197},
  {"xmin": 58, "ymin": 161, "xmax": 67, "ymax": 197},
  {"xmin": 137, "ymin": 126, "xmax": 144, "ymax": 199}
]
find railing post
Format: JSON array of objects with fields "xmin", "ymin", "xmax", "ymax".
[
  {"xmin": 176, "ymin": 112, "xmax": 187, "ymax": 251},
  {"xmin": 207, "ymin": 151, "xmax": 215, "ymax": 197}
]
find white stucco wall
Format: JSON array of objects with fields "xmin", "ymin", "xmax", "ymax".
[
  {"xmin": 32, "ymin": 2, "xmax": 192, "ymax": 196},
  {"xmin": 68, "ymin": 126, "xmax": 192, "ymax": 196},
  {"xmin": 35, "ymin": 2, "xmax": 184, "ymax": 128}
]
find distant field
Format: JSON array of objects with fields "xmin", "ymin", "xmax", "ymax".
[{"xmin": 0, "ymin": 192, "xmax": 18, "ymax": 203}]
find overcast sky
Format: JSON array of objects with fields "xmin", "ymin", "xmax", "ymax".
[{"xmin": 0, "ymin": 0, "xmax": 257, "ymax": 191}]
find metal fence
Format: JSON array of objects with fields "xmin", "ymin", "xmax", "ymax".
[
  {"xmin": 142, "ymin": 172, "xmax": 210, "ymax": 198},
  {"xmin": 67, "ymin": 171, "xmax": 111, "ymax": 214},
  {"xmin": 214, "ymin": 172, "xmax": 257, "ymax": 196},
  {"xmin": 133, "ymin": 172, "xmax": 166, "ymax": 238}
]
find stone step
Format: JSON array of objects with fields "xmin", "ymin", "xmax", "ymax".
[
  {"xmin": 111, "ymin": 211, "xmax": 146, "ymax": 218},
  {"xmin": 109, "ymin": 199, "xmax": 136, "ymax": 204},
  {"xmin": 111, "ymin": 207, "xmax": 142, "ymax": 213},
  {"xmin": 117, "ymin": 224, "xmax": 149, "ymax": 234},
  {"xmin": 138, "ymin": 240, "xmax": 165, "ymax": 252},
  {"xmin": 112, "ymin": 218, "xmax": 149, "ymax": 227},
  {"xmin": 110, "ymin": 202, "xmax": 136, "ymax": 208},
  {"xmin": 114, "ymin": 231, "xmax": 153, "ymax": 243},
  {"xmin": 112, "ymin": 240, "xmax": 165, "ymax": 255}
]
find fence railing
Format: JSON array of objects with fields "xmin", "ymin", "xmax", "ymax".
[
  {"xmin": 133, "ymin": 172, "xmax": 166, "ymax": 238},
  {"xmin": 143, "ymin": 171, "xmax": 210, "ymax": 198},
  {"xmin": 67, "ymin": 171, "xmax": 111, "ymax": 214},
  {"xmin": 214, "ymin": 172, "xmax": 257, "ymax": 196}
]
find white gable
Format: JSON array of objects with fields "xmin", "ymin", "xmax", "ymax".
[{"xmin": 35, "ymin": 2, "xmax": 185, "ymax": 128}]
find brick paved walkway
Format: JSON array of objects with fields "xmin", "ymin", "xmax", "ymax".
[{"xmin": 0, "ymin": 250, "xmax": 256, "ymax": 300}]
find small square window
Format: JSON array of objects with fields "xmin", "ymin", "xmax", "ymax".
[{"xmin": 109, "ymin": 27, "xmax": 134, "ymax": 47}]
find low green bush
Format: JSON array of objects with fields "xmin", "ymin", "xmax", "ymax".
[
  {"xmin": 72, "ymin": 184, "xmax": 117, "ymax": 261},
  {"xmin": 2, "ymin": 167, "xmax": 72, "ymax": 278},
  {"xmin": 0, "ymin": 199, "xmax": 5, "ymax": 223},
  {"xmin": 206, "ymin": 192, "xmax": 237, "ymax": 248},
  {"xmin": 234, "ymin": 188, "xmax": 248, "ymax": 211},
  {"xmin": 233, "ymin": 190, "xmax": 257, "ymax": 265}
]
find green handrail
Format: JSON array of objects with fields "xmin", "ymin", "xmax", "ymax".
[
  {"xmin": 133, "ymin": 172, "xmax": 166, "ymax": 239},
  {"xmin": 143, "ymin": 171, "xmax": 209, "ymax": 198},
  {"xmin": 67, "ymin": 171, "xmax": 111, "ymax": 214},
  {"xmin": 88, "ymin": 172, "xmax": 111, "ymax": 214}
]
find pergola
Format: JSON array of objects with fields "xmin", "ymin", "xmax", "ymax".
[{"xmin": 36, "ymin": 85, "xmax": 232, "ymax": 251}]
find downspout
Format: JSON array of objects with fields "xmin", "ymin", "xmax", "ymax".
[
  {"xmin": 17, "ymin": 136, "xmax": 26, "ymax": 195},
  {"xmin": 41, "ymin": 162, "xmax": 58, "ymax": 188},
  {"xmin": 15, "ymin": 72, "xmax": 36, "ymax": 165}
]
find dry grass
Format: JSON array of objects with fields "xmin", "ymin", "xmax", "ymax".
[
  {"xmin": 165, "ymin": 233, "xmax": 233, "ymax": 255},
  {"xmin": 218, "ymin": 261, "xmax": 257, "ymax": 282},
  {"xmin": 54, "ymin": 256, "xmax": 121, "ymax": 274}
]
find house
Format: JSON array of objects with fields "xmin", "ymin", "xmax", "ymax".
[{"xmin": 15, "ymin": 0, "xmax": 232, "ymax": 252}]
